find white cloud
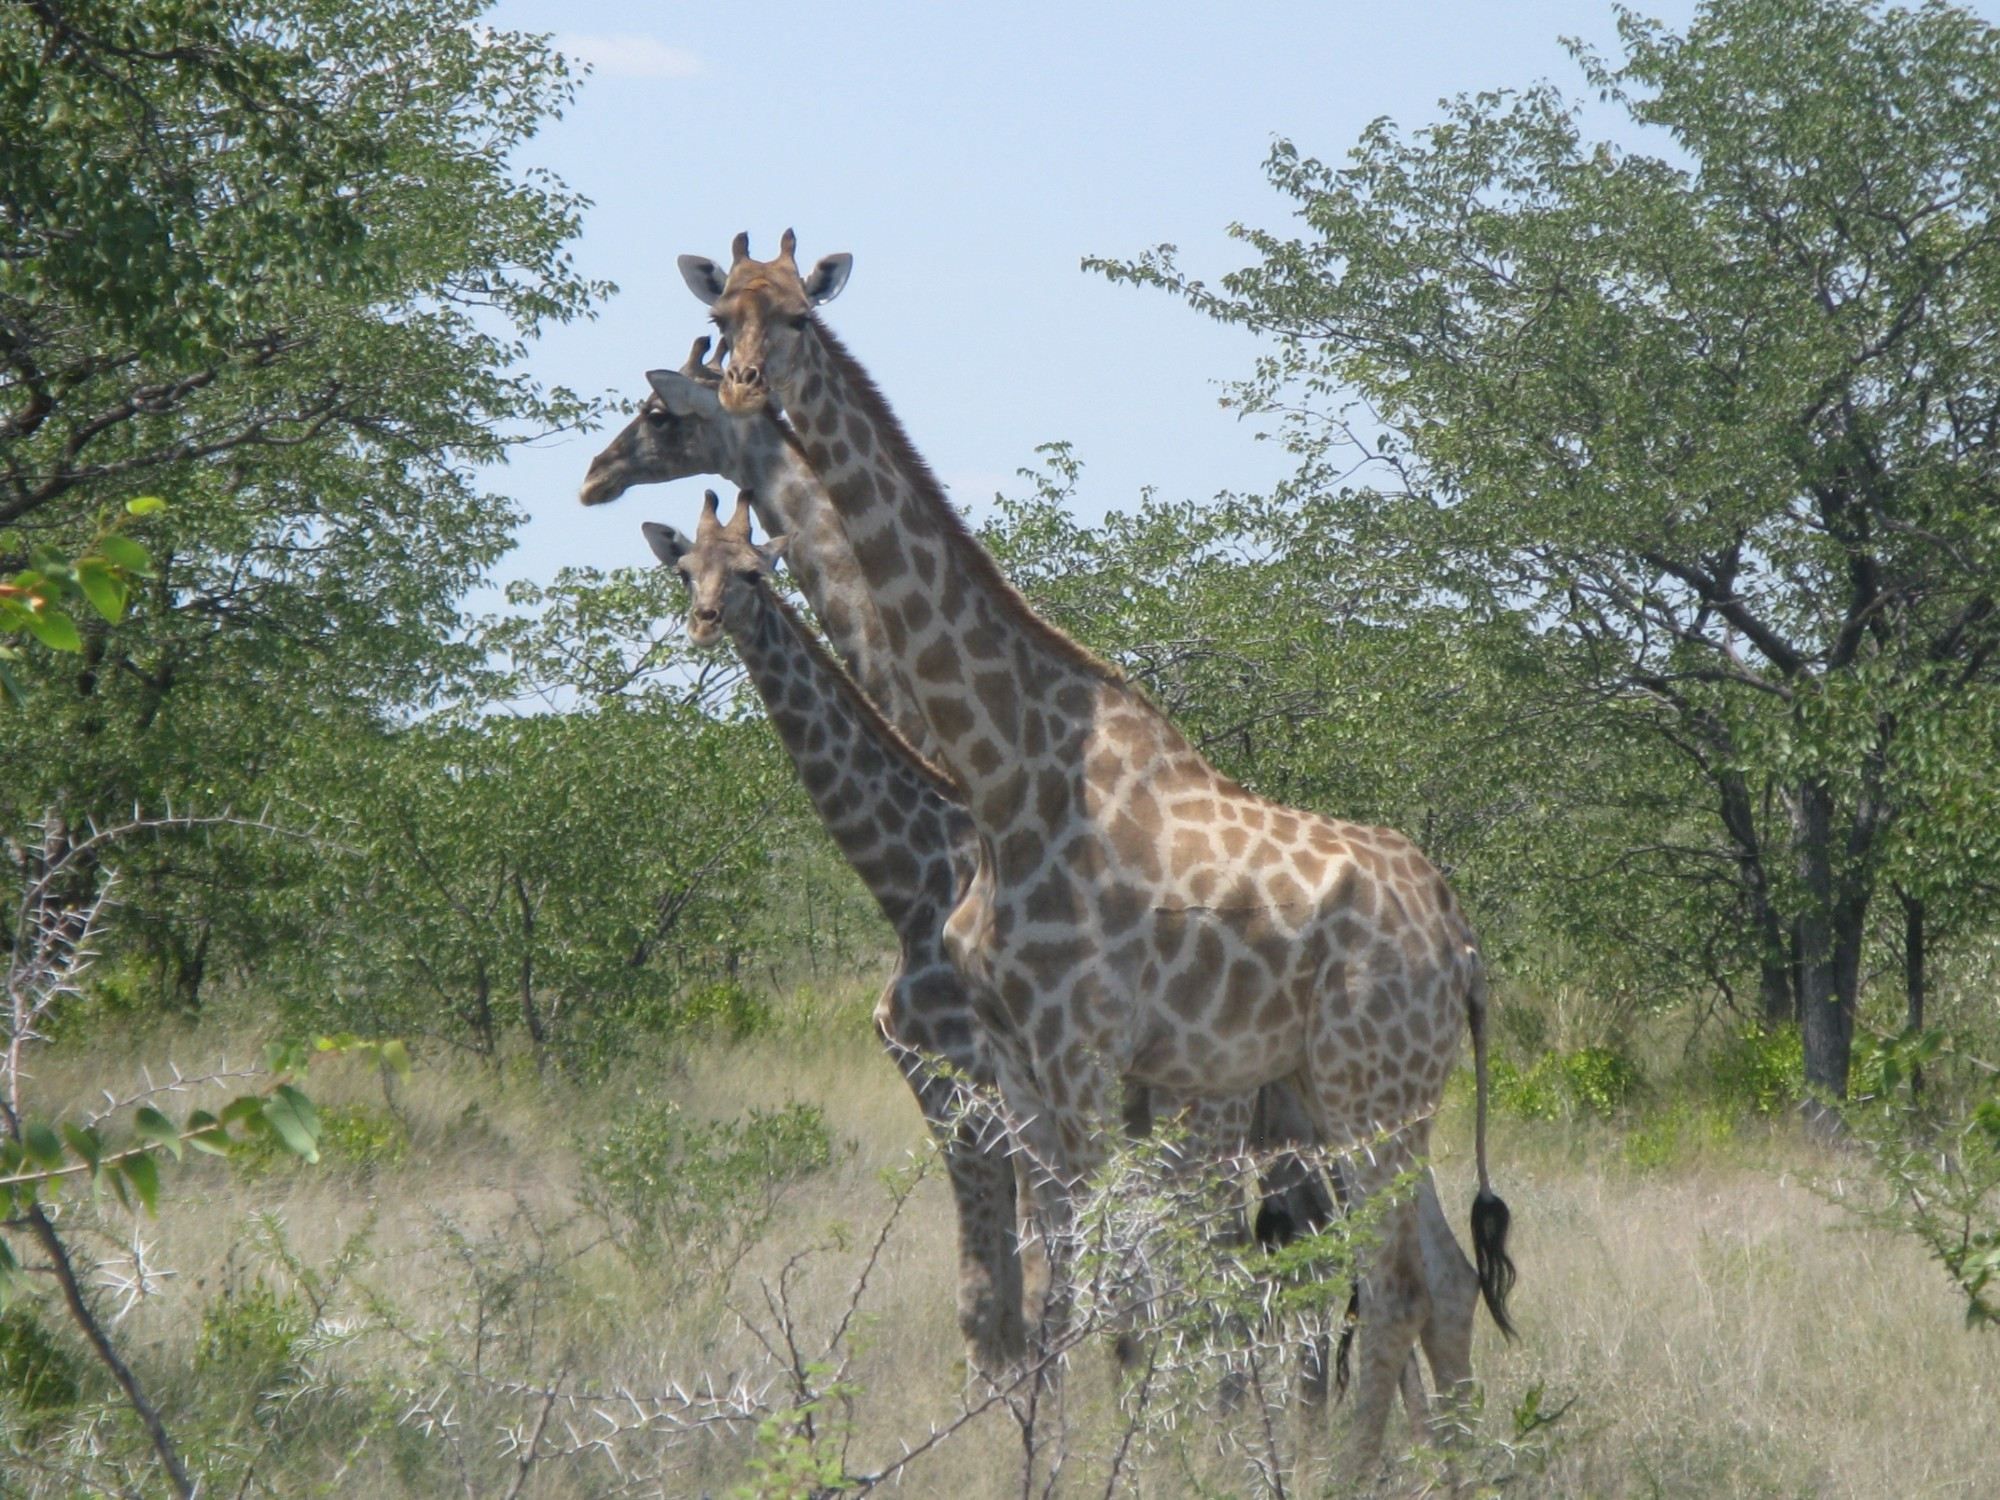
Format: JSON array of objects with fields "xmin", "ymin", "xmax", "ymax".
[{"xmin": 558, "ymin": 34, "xmax": 702, "ymax": 81}]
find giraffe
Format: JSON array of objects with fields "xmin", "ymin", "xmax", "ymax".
[
  {"xmin": 639, "ymin": 490, "xmax": 1026, "ymax": 1371},
  {"xmin": 587, "ymin": 345, "xmax": 1026, "ymax": 1370},
  {"xmin": 677, "ymin": 231, "xmax": 1515, "ymax": 1468},
  {"xmin": 583, "ymin": 341, "xmax": 1336, "ymax": 1377}
]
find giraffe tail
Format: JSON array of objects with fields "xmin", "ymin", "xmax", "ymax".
[{"xmin": 1468, "ymin": 954, "xmax": 1518, "ymax": 1339}]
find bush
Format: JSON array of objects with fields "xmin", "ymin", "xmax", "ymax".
[
  {"xmin": 1709, "ymin": 1024, "xmax": 1805, "ymax": 1116},
  {"xmin": 0, "ymin": 1304, "xmax": 83, "ymax": 1430},
  {"xmin": 1622, "ymin": 1100, "xmax": 1739, "ymax": 1173},
  {"xmin": 655, "ymin": 979, "xmax": 777, "ymax": 1043},
  {"xmin": 195, "ymin": 1276, "xmax": 309, "ymax": 1395},
  {"xmin": 580, "ymin": 1099, "xmax": 841, "ymax": 1288},
  {"xmin": 1842, "ymin": 1028, "xmax": 2000, "ymax": 1327},
  {"xmin": 319, "ymin": 1103, "xmax": 409, "ymax": 1173},
  {"xmin": 1494, "ymin": 1045, "xmax": 1642, "ymax": 1121}
]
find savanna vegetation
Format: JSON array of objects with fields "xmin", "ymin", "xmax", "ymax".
[{"xmin": 2, "ymin": 0, "xmax": 1996, "ymax": 1494}]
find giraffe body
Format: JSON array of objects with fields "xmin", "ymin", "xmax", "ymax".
[
  {"xmin": 678, "ymin": 232, "xmax": 1514, "ymax": 1467},
  {"xmin": 586, "ymin": 345, "xmax": 1326, "ymax": 1380}
]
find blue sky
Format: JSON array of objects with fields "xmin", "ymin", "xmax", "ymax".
[{"xmin": 482, "ymin": 1, "xmax": 1715, "ymax": 590}]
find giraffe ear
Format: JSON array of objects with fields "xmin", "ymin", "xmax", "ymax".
[
  {"xmin": 801, "ymin": 253, "xmax": 852, "ymax": 305},
  {"xmin": 641, "ymin": 521, "xmax": 691, "ymax": 567},
  {"xmin": 677, "ymin": 254, "xmax": 727, "ymax": 306},
  {"xmin": 757, "ymin": 532, "xmax": 794, "ymax": 568},
  {"xmin": 646, "ymin": 369, "xmax": 720, "ymax": 417}
]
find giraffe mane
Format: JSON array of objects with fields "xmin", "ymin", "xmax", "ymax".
[
  {"xmin": 800, "ymin": 317, "xmax": 1127, "ymax": 685},
  {"xmin": 758, "ymin": 575, "xmax": 968, "ymax": 804}
]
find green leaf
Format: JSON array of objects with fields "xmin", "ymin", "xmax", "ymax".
[
  {"xmin": 218, "ymin": 1096, "xmax": 264, "ymax": 1128},
  {"xmin": 134, "ymin": 1105, "xmax": 182, "ymax": 1160},
  {"xmin": 124, "ymin": 496, "xmax": 166, "ymax": 517},
  {"xmin": 184, "ymin": 1109, "xmax": 230, "ymax": 1156},
  {"xmin": 262, "ymin": 1086, "xmax": 321, "ymax": 1163},
  {"xmin": 0, "ymin": 1238, "xmax": 18, "ymax": 1312},
  {"xmin": 22, "ymin": 1122, "xmax": 62, "ymax": 1169},
  {"xmin": 61, "ymin": 1122, "xmax": 103, "ymax": 1171},
  {"xmin": 378, "ymin": 1039, "xmax": 412, "ymax": 1082},
  {"xmin": 96, "ymin": 534, "xmax": 153, "ymax": 576},
  {"xmin": 120, "ymin": 1152, "xmax": 161, "ymax": 1217},
  {"xmin": 20, "ymin": 607, "xmax": 81, "ymax": 652},
  {"xmin": 0, "ymin": 654, "xmax": 24, "ymax": 707},
  {"xmin": 75, "ymin": 560, "xmax": 126, "ymax": 623}
]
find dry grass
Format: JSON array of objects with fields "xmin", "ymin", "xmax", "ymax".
[{"xmin": 12, "ymin": 995, "xmax": 2000, "ymax": 1498}]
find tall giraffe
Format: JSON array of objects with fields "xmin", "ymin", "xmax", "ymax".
[
  {"xmin": 642, "ymin": 491, "xmax": 1027, "ymax": 1371},
  {"xmin": 583, "ymin": 343, "xmax": 1337, "ymax": 1376},
  {"xmin": 678, "ymin": 231, "xmax": 1514, "ymax": 1466},
  {"xmin": 587, "ymin": 350, "xmax": 1026, "ymax": 1372}
]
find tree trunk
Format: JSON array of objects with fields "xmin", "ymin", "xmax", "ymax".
[
  {"xmin": 1717, "ymin": 770, "xmax": 1795, "ymax": 1029},
  {"xmin": 511, "ymin": 871, "xmax": 547, "ymax": 1074},
  {"xmin": 1901, "ymin": 888, "xmax": 1927, "ymax": 1099},
  {"xmin": 1900, "ymin": 889, "xmax": 1926, "ymax": 1034},
  {"xmin": 1793, "ymin": 780, "xmax": 1859, "ymax": 1127},
  {"xmin": 1758, "ymin": 929, "xmax": 1795, "ymax": 1032},
  {"xmin": 468, "ymin": 957, "xmax": 497, "ymax": 1059}
]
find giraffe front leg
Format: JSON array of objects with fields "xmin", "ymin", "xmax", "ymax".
[{"xmin": 874, "ymin": 990, "xmax": 1026, "ymax": 1378}]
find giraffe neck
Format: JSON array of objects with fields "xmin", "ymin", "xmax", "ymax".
[
  {"xmin": 716, "ymin": 414, "xmax": 934, "ymax": 757},
  {"xmin": 727, "ymin": 581, "xmax": 969, "ymax": 936},
  {"xmin": 776, "ymin": 324, "xmax": 1129, "ymax": 826}
]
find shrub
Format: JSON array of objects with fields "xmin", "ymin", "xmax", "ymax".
[
  {"xmin": 1709, "ymin": 1024, "xmax": 1805, "ymax": 1116},
  {"xmin": 580, "ymin": 1099, "xmax": 841, "ymax": 1288},
  {"xmin": 1622, "ymin": 1100, "xmax": 1738, "ymax": 1173},
  {"xmin": 195, "ymin": 1276, "xmax": 309, "ymax": 1394},
  {"xmin": 1494, "ymin": 1045, "xmax": 1641, "ymax": 1121},
  {"xmin": 319, "ymin": 1103, "xmax": 409, "ymax": 1173},
  {"xmin": 661, "ymin": 979, "xmax": 777, "ymax": 1042},
  {"xmin": 0, "ymin": 1304, "xmax": 83, "ymax": 1429}
]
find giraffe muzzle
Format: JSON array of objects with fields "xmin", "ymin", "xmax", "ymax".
[{"xmin": 720, "ymin": 363, "xmax": 769, "ymax": 415}]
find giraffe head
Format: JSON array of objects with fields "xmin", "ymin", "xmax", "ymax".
[
  {"xmin": 579, "ymin": 337, "xmax": 734, "ymax": 506},
  {"xmin": 677, "ymin": 229, "xmax": 851, "ymax": 416},
  {"xmin": 645, "ymin": 489, "xmax": 791, "ymax": 649}
]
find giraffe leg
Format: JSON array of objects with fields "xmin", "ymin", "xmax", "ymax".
[
  {"xmin": 1413, "ymin": 1173, "xmax": 1482, "ymax": 1442},
  {"xmin": 988, "ymin": 1051, "xmax": 1089, "ymax": 1369},
  {"xmin": 1251, "ymin": 1082, "xmax": 1342, "ymax": 1405},
  {"xmin": 874, "ymin": 995, "xmax": 1026, "ymax": 1376},
  {"xmin": 1301, "ymin": 1118, "xmax": 1430, "ymax": 1480},
  {"xmin": 936, "ymin": 1092, "xmax": 1027, "ymax": 1376},
  {"xmin": 1014, "ymin": 1150, "xmax": 1053, "ymax": 1339}
]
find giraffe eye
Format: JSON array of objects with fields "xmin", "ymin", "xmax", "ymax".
[
  {"xmin": 644, "ymin": 407, "xmax": 668, "ymax": 427},
  {"xmin": 787, "ymin": 314, "xmax": 810, "ymax": 332}
]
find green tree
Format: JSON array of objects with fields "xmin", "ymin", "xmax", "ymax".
[
  {"xmin": 0, "ymin": 0, "xmax": 602, "ymax": 1004},
  {"xmin": 276, "ymin": 702, "xmax": 800, "ymax": 1070},
  {"xmin": 1096, "ymin": 0, "xmax": 2000, "ymax": 1105}
]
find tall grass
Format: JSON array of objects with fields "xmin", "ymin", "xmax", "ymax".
[{"xmin": 7, "ymin": 981, "xmax": 1999, "ymax": 1497}]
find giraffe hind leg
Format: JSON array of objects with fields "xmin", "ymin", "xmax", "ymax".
[{"xmin": 1414, "ymin": 1172, "xmax": 1482, "ymax": 1443}]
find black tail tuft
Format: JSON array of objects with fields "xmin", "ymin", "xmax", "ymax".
[
  {"xmin": 1471, "ymin": 1187, "xmax": 1517, "ymax": 1339},
  {"xmin": 1333, "ymin": 1285, "xmax": 1358, "ymax": 1400}
]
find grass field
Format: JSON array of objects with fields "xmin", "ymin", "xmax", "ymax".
[{"xmin": 10, "ymin": 981, "xmax": 2000, "ymax": 1498}]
